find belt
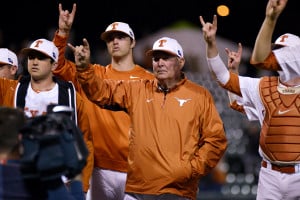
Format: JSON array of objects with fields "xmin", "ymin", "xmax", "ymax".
[{"xmin": 261, "ymin": 160, "xmax": 299, "ymax": 174}]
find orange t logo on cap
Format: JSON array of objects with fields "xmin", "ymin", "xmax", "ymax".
[
  {"xmin": 158, "ymin": 39, "xmax": 167, "ymax": 47},
  {"xmin": 111, "ymin": 22, "xmax": 119, "ymax": 30},
  {"xmin": 34, "ymin": 40, "xmax": 44, "ymax": 48},
  {"xmin": 278, "ymin": 34, "xmax": 289, "ymax": 43}
]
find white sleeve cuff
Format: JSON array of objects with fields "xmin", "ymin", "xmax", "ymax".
[{"xmin": 207, "ymin": 54, "xmax": 230, "ymax": 85}]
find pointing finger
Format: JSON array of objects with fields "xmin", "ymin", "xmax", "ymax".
[{"xmin": 67, "ymin": 43, "xmax": 76, "ymax": 52}]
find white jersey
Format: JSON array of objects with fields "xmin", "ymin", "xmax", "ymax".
[
  {"xmin": 238, "ymin": 76, "xmax": 263, "ymax": 123},
  {"xmin": 24, "ymin": 83, "xmax": 59, "ymax": 117}
]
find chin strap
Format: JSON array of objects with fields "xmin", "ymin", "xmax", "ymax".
[{"xmin": 277, "ymin": 82, "xmax": 300, "ymax": 94}]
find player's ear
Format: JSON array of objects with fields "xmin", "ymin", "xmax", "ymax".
[
  {"xmin": 131, "ymin": 39, "xmax": 136, "ymax": 49},
  {"xmin": 51, "ymin": 62, "xmax": 58, "ymax": 71},
  {"xmin": 178, "ymin": 57, "xmax": 185, "ymax": 70}
]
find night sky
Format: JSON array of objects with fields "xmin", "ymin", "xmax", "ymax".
[{"xmin": 1, "ymin": 0, "xmax": 298, "ymax": 51}]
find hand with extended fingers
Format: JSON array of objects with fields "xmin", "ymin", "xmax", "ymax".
[
  {"xmin": 225, "ymin": 43, "xmax": 243, "ymax": 74},
  {"xmin": 68, "ymin": 38, "xmax": 91, "ymax": 70},
  {"xmin": 199, "ymin": 15, "xmax": 217, "ymax": 45},
  {"xmin": 58, "ymin": 3, "xmax": 76, "ymax": 35}
]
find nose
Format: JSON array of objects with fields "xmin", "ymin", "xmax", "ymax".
[
  {"xmin": 112, "ymin": 37, "xmax": 119, "ymax": 43},
  {"xmin": 30, "ymin": 57, "xmax": 40, "ymax": 65},
  {"xmin": 157, "ymin": 58, "xmax": 165, "ymax": 66}
]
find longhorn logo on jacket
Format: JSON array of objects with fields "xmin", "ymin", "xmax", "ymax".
[{"xmin": 174, "ymin": 97, "xmax": 191, "ymax": 107}]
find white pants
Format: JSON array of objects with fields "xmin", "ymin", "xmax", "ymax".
[
  {"xmin": 256, "ymin": 166, "xmax": 300, "ymax": 200},
  {"xmin": 124, "ymin": 193, "xmax": 191, "ymax": 200},
  {"xmin": 86, "ymin": 167, "xmax": 127, "ymax": 200}
]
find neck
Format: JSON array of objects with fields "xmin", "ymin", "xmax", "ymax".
[
  {"xmin": 157, "ymin": 73, "xmax": 183, "ymax": 90},
  {"xmin": 112, "ymin": 63, "xmax": 135, "ymax": 71},
  {"xmin": 111, "ymin": 55, "xmax": 135, "ymax": 71},
  {"xmin": 31, "ymin": 78, "xmax": 55, "ymax": 93}
]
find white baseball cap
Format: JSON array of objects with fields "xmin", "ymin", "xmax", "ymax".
[
  {"xmin": 101, "ymin": 22, "xmax": 135, "ymax": 41},
  {"xmin": 146, "ymin": 37, "xmax": 184, "ymax": 58},
  {"xmin": 0, "ymin": 48, "xmax": 18, "ymax": 68},
  {"xmin": 21, "ymin": 39, "xmax": 58, "ymax": 62},
  {"xmin": 273, "ymin": 33, "xmax": 300, "ymax": 48}
]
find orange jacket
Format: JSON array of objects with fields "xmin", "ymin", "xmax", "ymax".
[
  {"xmin": 52, "ymin": 32, "xmax": 154, "ymax": 191},
  {"xmin": 77, "ymin": 66, "xmax": 227, "ymax": 200}
]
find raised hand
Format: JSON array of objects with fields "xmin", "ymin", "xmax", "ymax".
[
  {"xmin": 68, "ymin": 38, "xmax": 91, "ymax": 70},
  {"xmin": 266, "ymin": 0, "xmax": 288, "ymax": 19},
  {"xmin": 199, "ymin": 15, "xmax": 218, "ymax": 58},
  {"xmin": 199, "ymin": 15, "xmax": 217, "ymax": 44},
  {"xmin": 58, "ymin": 3, "xmax": 77, "ymax": 35},
  {"xmin": 225, "ymin": 43, "xmax": 243, "ymax": 74},
  {"xmin": 251, "ymin": 0, "xmax": 288, "ymax": 64}
]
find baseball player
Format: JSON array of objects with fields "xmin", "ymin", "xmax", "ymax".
[
  {"xmin": 200, "ymin": 0, "xmax": 300, "ymax": 199},
  {"xmin": 0, "ymin": 39, "xmax": 91, "ymax": 197},
  {"xmin": 53, "ymin": 3, "xmax": 154, "ymax": 199}
]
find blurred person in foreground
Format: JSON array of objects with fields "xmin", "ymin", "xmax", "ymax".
[
  {"xmin": 0, "ymin": 106, "xmax": 85, "ymax": 200},
  {"xmin": 53, "ymin": 3, "xmax": 154, "ymax": 199},
  {"xmin": 200, "ymin": 0, "xmax": 300, "ymax": 199},
  {"xmin": 70, "ymin": 35, "xmax": 227, "ymax": 200}
]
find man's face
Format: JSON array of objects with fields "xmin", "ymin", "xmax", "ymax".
[
  {"xmin": 0, "ymin": 64, "xmax": 16, "ymax": 79},
  {"xmin": 152, "ymin": 51, "xmax": 182, "ymax": 81},
  {"xmin": 26, "ymin": 51, "xmax": 54, "ymax": 80},
  {"xmin": 105, "ymin": 32, "xmax": 134, "ymax": 58}
]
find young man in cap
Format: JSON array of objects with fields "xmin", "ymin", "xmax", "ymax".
[
  {"xmin": 201, "ymin": 0, "xmax": 300, "ymax": 199},
  {"xmin": 0, "ymin": 48, "xmax": 19, "ymax": 80},
  {"xmin": 52, "ymin": 3, "xmax": 154, "ymax": 199},
  {"xmin": 69, "ymin": 35, "xmax": 227, "ymax": 200},
  {"xmin": 0, "ymin": 38, "xmax": 91, "ymax": 195}
]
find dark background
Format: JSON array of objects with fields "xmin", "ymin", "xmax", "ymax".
[
  {"xmin": 1, "ymin": 2, "xmax": 292, "ymax": 198},
  {"xmin": 0, "ymin": 0, "xmax": 298, "ymax": 51}
]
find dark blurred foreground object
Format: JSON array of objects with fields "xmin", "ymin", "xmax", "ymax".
[
  {"xmin": 20, "ymin": 104, "xmax": 89, "ymax": 181},
  {"xmin": 0, "ymin": 105, "xmax": 86, "ymax": 199}
]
